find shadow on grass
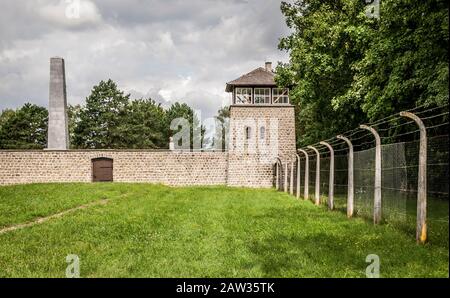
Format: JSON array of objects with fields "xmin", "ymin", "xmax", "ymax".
[
  {"xmin": 310, "ymin": 193, "xmax": 448, "ymax": 250},
  {"xmin": 246, "ymin": 233, "xmax": 367, "ymax": 277},
  {"xmin": 245, "ymin": 206, "xmax": 448, "ymax": 277}
]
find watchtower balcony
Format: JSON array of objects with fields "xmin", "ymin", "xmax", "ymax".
[{"xmin": 225, "ymin": 62, "xmax": 290, "ymax": 106}]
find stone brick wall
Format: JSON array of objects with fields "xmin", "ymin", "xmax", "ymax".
[
  {"xmin": 226, "ymin": 153, "xmax": 275, "ymax": 188},
  {"xmin": 0, "ymin": 150, "xmax": 228, "ymax": 186},
  {"xmin": 0, "ymin": 107, "xmax": 297, "ymax": 188},
  {"xmin": 226, "ymin": 105, "xmax": 297, "ymax": 188}
]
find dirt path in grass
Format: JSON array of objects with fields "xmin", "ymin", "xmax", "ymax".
[{"xmin": 0, "ymin": 199, "xmax": 109, "ymax": 235}]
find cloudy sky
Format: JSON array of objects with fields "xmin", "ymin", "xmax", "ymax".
[{"xmin": 0, "ymin": 0, "xmax": 291, "ymax": 119}]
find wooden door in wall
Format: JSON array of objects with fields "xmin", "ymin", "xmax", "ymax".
[{"xmin": 92, "ymin": 158, "xmax": 113, "ymax": 182}]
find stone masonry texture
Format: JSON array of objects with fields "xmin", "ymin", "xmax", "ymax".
[
  {"xmin": 227, "ymin": 105, "xmax": 297, "ymax": 188},
  {"xmin": 0, "ymin": 107, "xmax": 296, "ymax": 188},
  {"xmin": 0, "ymin": 151, "xmax": 228, "ymax": 186}
]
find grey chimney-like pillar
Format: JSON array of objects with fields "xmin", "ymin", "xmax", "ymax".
[{"xmin": 47, "ymin": 57, "xmax": 69, "ymax": 150}]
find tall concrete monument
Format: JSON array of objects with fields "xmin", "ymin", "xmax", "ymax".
[{"xmin": 47, "ymin": 57, "xmax": 69, "ymax": 150}]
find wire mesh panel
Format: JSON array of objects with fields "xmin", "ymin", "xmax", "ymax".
[
  {"xmin": 428, "ymin": 135, "xmax": 449, "ymax": 196},
  {"xmin": 319, "ymin": 156, "xmax": 330, "ymax": 207},
  {"xmin": 353, "ymin": 147, "xmax": 375, "ymax": 220},
  {"xmin": 380, "ymin": 141, "xmax": 417, "ymax": 231},
  {"xmin": 334, "ymin": 154, "xmax": 348, "ymax": 212},
  {"xmin": 427, "ymin": 135, "xmax": 449, "ymax": 247}
]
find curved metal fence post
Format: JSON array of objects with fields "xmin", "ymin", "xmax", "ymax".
[
  {"xmin": 320, "ymin": 141, "xmax": 334, "ymax": 210},
  {"xmin": 360, "ymin": 124, "xmax": 382, "ymax": 224},
  {"xmin": 337, "ymin": 135, "xmax": 354, "ymax": 218},
  {"xmin": 290, "ymin": 161, "xmax": 294, "ymax": 195},
  {"xmin": 298, "ymin": 149, "xmax": 309, "ymax": 200},
  {"xmin": 296, "ymin": 154, "xmax": 301, "ymax": 199},
  {"xmin": 400, "ymin": 111, "xmax": 427, "ymax": 244},
  {"xmin": 307, "ymin": 146, "xmax": 321, "ymax": 205},
  {"xmin": 284, "ymin": 162, "xmax": 288, "ymax": 193}
]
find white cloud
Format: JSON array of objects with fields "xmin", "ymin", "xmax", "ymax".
[
  {"xmin": 38, "ymin": 0, "xmax": 102, "ymax": 28},
  {"xmin": 0, "ymin": 0, "xmax": 291, "ymax": 119}
]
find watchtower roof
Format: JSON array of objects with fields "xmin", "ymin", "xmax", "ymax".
[{"xmin": 225, "ymin": 66, "xmax": 276, "ymax": 92}]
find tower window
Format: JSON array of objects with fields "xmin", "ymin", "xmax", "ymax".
[
  {"xmin": 235, "ymin": 88, "xmax": 252, "ymax": 104},
  {"xmin": 245, "ymin": 126, "xmax": 251, "ymax": 140},
  {"xmin": 272, "ymin": 88, "xmax": 289, "ymax": 104},
  {"xmin": 254, "ymin": 88, "xmax": 270, "ymax": 104},
  {"xmin": 260, "ymin": 126, "xmax": 266, "ymax": 140}
]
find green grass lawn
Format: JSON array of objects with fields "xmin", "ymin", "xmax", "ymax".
[{"xmin": 0, "ymin": 183, "xmax": 448, "ymax": 278}]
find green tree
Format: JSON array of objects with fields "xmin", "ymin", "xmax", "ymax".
[
  {"xmin": 215, "ymin": 106, "xmax": 230, "ymax": 151},
  {"xmin": 125, "ymin": 98, "xmax": 168, "ymax": 149},
  {"xmin": 0, "ymin": 109, "xmax": 15, "ymax": 129},
  {"xmin": 68, "ymin": 104, "xmax": 81, "ymax": 147},
  {"xmin": 166, "ymin": 102, "xmax": 204, "ymax": 150},
  {"xmin": 277, "ymin": 0, "xmax": 369, "ymax": 146},
  {"xmin": 334, "ymin": 0, "xmax": 449, "ymax": 119},
  {"xmin": 72, "ymin": 79, "xmax": 130, "ymax": 149},
  {"xmin": 0, "ymin": 104, "xmax": 48, "ymax": 149},
  {"xmin": 71, "ymin": 80, "xmax": 202, "ymax": 149},
  {"xmin": 277, "ymin": 0, "xmax": 448, "ymax": 146}
]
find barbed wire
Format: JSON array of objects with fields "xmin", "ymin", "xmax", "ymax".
[
  {"xmin": 413, "ymin": 104, "xmax": 449, "ymax": 115},
  {"xmin": 363, "ymin": 104, "xmax": 449, "ymax": 128},
  {"xmin": 342, "ymin": 128, "xmax": 366, "ymax": 138},
  {"xmin": 426, "ymin": 122, "xmax": 449, "ymax": 130},
  {"xmin": 421, "ymin": 111, "xmax": 449, "ymax": 121},
  {"xmin": 348, "ymin": 131, "xmax": 375, "ymax": 141},
  {"xmin": 352, "ymin": 140, "xmax": 375, "ymax": 149},
  {"xmin": 307, "ymin": 106, "xmax": 449, "ymax": 148},
  {"xmin": 365, "ymin": 113, "xmax": 401, "ymax": 126},
  {"xmin": 377, "ymin": 120, "xmax": 415, "ymax": 132},
  {"xmin": 428, "ymin": 134, "xmax": 450, "ymax": 140},
  {"xmin": 288, "ymin": 106, "xmax": 449, "ymax": 241},
  {"xmin": 380, "ymin": 129, "xmax": 420, "ymax": 139}
]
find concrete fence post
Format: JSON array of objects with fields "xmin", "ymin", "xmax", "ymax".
[
  {"xmin": 307, "ymin": 146, "xmax": 321, "ymax": 205},
  {"xmin": 296, "ymin": 154, "xmax": 301, "ymax": 199},
  {"xmin": 400, "ymin": 111, "xmax": 427, "ymax": 244},
  {"xmin": 298, "ymin": 149, "xmax": 309, "ymax": 200},
  {"xmin": 290, "ymin": 162, "xmax": 294, "ymax": 195},
  {"xmin": 337, "ymin": 135, "xmax": 354, "ymax": 218},
  {"xmin": 275, "ymin": 163, "xmax": 278, "ymax": 190},
  {"xmin": 360, "ymin": 125, "xmax": 382, "ymax": 224},
  {"xmin": 284, "ymin": 162, "xmax": 288, "ymax": 193},
  {"xmin": 320, "ymin": 141, "xmax": 334, "ymax": 210},
  {"xmin": 275, "ymin": 158, "xmax": 282, "ymax": 190}
]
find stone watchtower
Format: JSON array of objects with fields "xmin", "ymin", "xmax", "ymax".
[{"xmin": 225, "ymin": 62, "xmax": 296, "ymax": 188}]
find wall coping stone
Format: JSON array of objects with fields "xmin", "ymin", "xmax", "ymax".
[{"xmin": 0, "ymin": 149, "xmax": 229, "ymax": 153}]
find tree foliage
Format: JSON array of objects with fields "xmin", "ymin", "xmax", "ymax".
[
  {"xmin": 125, "ymin": 99, "xmax": 168, "ymax": 149},
  {"xmin": 0, "ymin": 80, "xmax": 206, "ymax": 150},
  {"xmin": 166, "ymin": 102, "xmax": 204, "ymax": 149},
  {"xmin": 72, "ymin": 79, "xmax": 131, "ymax": 149},
  {"xmin": 69, "ymin": 79, "xmax": 203, "ymax": 149},
  {"xmin": 277, "ymin": 0, "xmax": 448, "ymax": 146},
  {"xmin": 0, "ymin": 104, "xmax": 48, "ymax": 149},
  {"xmin": 215, "ymin": 106, "xmax": 230, "ymax": 151}
]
